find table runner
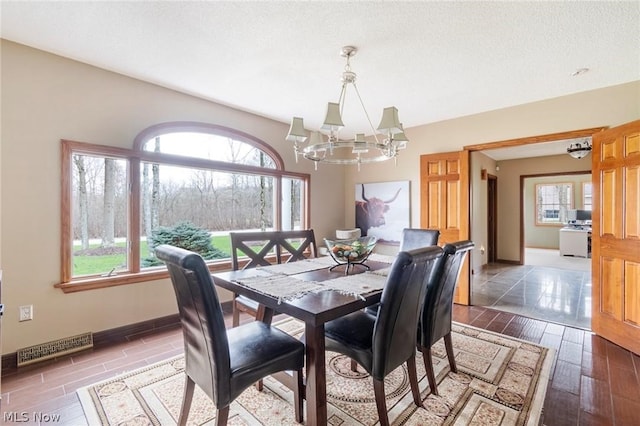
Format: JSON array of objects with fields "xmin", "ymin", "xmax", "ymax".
[
  {"xmin": 260, "ymin": 256, "xmax": 335, "ymax": 275},
  {"xmin": 319, "ymin": 272, "xmax": 387, "ymax": 298},
  {"xmin": 232, "ymin": 270, "xmax": 388, "ymax": 302},
  {"xmin": 231, "ymin": 274, "xmax": 326, "ymax": 303}
]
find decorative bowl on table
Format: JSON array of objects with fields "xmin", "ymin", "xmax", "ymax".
[{"xmin": 324, "ymin": 236, "xmax": 377, "ymax": 274}]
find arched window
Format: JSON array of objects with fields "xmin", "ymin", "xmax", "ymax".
[{"xmin": 59, "ymin": 122, "xmax": 309, "ymax": 291}]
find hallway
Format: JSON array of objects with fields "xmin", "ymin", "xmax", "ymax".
[{"xmin": 471, "ymin": 248, "xmax": 591, "ymax": 330}]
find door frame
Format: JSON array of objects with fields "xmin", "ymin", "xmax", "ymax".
[
  {"xmin": 464, "ymin": 126, "xmax": 606, "ymax": 265},
  {"xmin": 487, "ymin": 174, "xmax": 498, "ymax": 263}
]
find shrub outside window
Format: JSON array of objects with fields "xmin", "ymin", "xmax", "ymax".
[{"xmin": 59, "ymin": 122, "xmax": 309, "ymax": 291}]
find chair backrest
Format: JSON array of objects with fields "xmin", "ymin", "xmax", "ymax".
[
  {"xmin": 155, "ymin": 244, "xmax": 230, "ymax": 406},
  {"xmin": 399, "ymin": 228, "xmax": 440, "ymax": 251},
  {"xmin": 372, "ymin": 245, "xmax": 444, "ymax": 380},
  {"xmin": 419, "ymin": 240, "xmax": 475, "ymax": 348},
  {"xmin": 229, "ymin": 229, "xmax": 317, "ymax": 270}
]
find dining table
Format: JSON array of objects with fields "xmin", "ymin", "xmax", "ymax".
[{"xmin": 212, "ymin": 254, "xmax": 395, "ymax": 426}]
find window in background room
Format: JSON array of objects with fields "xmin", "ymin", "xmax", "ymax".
[
  {"xmin": 61, "ymin": 123, "xmax": 310, "ymax": 287},
  {"xmin": 535, "ymin": 183, "xmax": 573, "ymax": 225},
  {"xmin": 583, "ymin": 182, "xmax": 593, "ymax": 210}
]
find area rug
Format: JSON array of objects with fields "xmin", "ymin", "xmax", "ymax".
[{"xmin": 78, "ymin": 318, "xmax": 554, "ymax": 425}]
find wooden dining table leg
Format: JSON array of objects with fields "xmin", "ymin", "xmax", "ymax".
[{"xmin": 305, "ymin": 323, "xmax": 327, "ymax": 426}]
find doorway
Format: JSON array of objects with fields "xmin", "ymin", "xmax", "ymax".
[{"xmin": 465, "ymin": 127, "xmax": 603, "ymax": 329}]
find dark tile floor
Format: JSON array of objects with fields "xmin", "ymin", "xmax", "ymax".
[
  {"xmin": 3, "ymin": 306, "xmax": 639, "ymax": 426},
  {"xmin": 472, "ymin": 262, "xmax": 592, "ymax": 330}
]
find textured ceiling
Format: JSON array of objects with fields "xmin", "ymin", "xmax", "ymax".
[{"xmin": 2, "ymin": 1, "xmax": 639, "ymax": 159}]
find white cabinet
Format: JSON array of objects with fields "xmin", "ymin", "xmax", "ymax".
[{"xmin": 559, "ymin": 228, "xmax": 591, "ymax": 258}]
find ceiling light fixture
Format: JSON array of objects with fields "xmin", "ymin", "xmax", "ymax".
[
  {"xmin": 286, "ymin": 46, "xmax": 408, "ymax": 171},
  {"xmin": 567, "ymin": 138, "xmax": 592, "ymax": 159}
]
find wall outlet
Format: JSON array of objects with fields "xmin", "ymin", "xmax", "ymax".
[{"xmin": 19, "ymin": 305, "xmax": 33, "ymax": 322}]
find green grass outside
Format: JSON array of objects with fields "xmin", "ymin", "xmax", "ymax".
[{"xmin": 73, "ymin": 235, "xmax": 233, "ymax": 276}]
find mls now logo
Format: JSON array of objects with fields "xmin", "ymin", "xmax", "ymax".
[{"xmin": 3, "ymin": 411, "xmax": 62, "ymax": 422}]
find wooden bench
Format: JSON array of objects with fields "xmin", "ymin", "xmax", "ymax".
[{"xmin": 229, "ymin": 229, "xmax": 317, "ymax": 327}]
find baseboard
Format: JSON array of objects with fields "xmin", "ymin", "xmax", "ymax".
[
  {"xmin": 495, "ymin": 258, "xmax": 522, "ymax": 265},
  {"xmin": 1, "ymin": 301, "xmax": 234, "ymax": 376}
]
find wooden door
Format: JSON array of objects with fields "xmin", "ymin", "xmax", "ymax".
[
  {"xmin": 592, "ymin": 120, "xmax": 640, "ymax": 355},
  {"xmin": 420, "ymin": 151, "xmax": 470, "ymax": 304}
]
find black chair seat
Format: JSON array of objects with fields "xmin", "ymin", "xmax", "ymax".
[
  {"xmin": 228, "ymin": 321, "xmax": 304, "ymax": 401},
  {"xmin": 325, "ymin": 310, "xmax": 376, "ymax": 367}
]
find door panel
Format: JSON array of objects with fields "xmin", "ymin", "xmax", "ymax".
[
  {"xmin": 592, "ymin": 119, "xmax": 640, "ymax": 355},
  {"xmin": 420, "ymin": 151, "xmax": 470, "ymax": 305}
]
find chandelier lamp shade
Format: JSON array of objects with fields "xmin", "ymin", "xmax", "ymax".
[
  {"xmin": 286, "ymin": 46, "xmax": 408, "ymax": 171},
  {"xmin": 567, "ymin": 138, "xmax": 592, "ymax": 159}
]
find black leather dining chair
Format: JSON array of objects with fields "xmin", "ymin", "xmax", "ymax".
[
  {"xmin": 399, "ymin": 228, "xmax": 440, "ymax": 251},
  {"xmin": 323, "ymin": 245, "xmax": 444, "ymax": 426},
  {"xmin": 155, "ymin": 244, "xmax": 305, "ymax": 426},
  {"xmin": 362, "ymin": 228, "xmax": 440, "ymax": 319},
  {"xmin": 417, "ymin": 240, "xmax": 474, "ymax": 396}
]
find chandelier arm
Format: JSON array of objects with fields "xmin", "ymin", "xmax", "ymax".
[
  {"xmin": 338, "ymin": 82, "xmax": 348, "ymax": 114},
  {"xmin": 352, "ymin": 83, "xmax": 381, "ymax": 145}
]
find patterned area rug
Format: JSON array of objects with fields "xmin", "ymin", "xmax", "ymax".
[{"xmin": 78, "ymin": 318, "xmax": 554, "ymax": 425}]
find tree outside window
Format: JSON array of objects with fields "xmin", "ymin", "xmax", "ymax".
[
  {"xmin": 62, "ymin": 123, "xmax": 309, "ymax": 285},
  {"xmin": 535, "ymin": 183, "xmax": 573, "ymax": 225}
]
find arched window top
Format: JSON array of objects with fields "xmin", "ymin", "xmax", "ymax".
[{"xmin": 133, "ymin": 121, "xmax": 284, "ymax": 170}]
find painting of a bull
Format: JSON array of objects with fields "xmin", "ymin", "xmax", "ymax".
[{"xmin": 355, "ymin": 182, "xmax": 410, "ymax": 243}]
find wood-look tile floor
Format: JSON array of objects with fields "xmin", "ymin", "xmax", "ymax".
[{"xmin": 2, "ymin": 306, "xmax": 639, "ymax": 425}]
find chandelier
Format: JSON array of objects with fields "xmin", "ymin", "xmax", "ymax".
[
  {"xmin": 286, "ymin": 46, "xmax": 408, "ymax": 171},
  {"xmin": 567, "ymin": 138, "xmax": 592, "ymax": 159}
]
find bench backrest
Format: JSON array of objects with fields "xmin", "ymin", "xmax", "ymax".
[{"xmin": 229, "ymin": 229, "xmax": 317, "ymax": 270}]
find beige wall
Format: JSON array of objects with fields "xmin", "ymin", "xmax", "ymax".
[
  {"xmin": 0, "ymin": 40, "xmax": 347, "ymax": 354},
  {"xmin": 523, "ymin": 173, "xmax": 591, "ymax": 249},
  {"xmin": 495, "ymin": 155, "xmax": 591, "ymax": 261},
  {"xmin": 470, "ymin": 152, "xmax": 498, "ymax": 272},
  {"xmin": 342, "ymin": 81, "xmax": 639, "ymax": 263},
  {"xmin": 1, "ymin": 39, "xmax": 639, "ymax": 355}
]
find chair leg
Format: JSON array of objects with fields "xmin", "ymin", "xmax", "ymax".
[
  {"xmin": 215, "ymin": 406, "xmax": 230, "ymax": 426},
  {"xmin": 293, "ymin": 368, "xmax": 304, "ymax": 423},
  {"xmin": 444, "ymin": 332, "xmax": 457, "ymax": 373},
  {"xmin": 350, "ymin": 359, "xmax": 358, "ymax": 372},
  {"xmin": 420, "ymin": 345, "xmax": 438, "ymax": 396},
  {"xmin": 232, "ymin": 297, "xmax": 240, "ymax": 327},
  {"xmin": 406, "ymin": 354, "xmax": 423, "ymax": 407},
  {"xmin": 373, "ymin": 378, "xmax": 390, "ymax": 426},
  {"xmin": 178, "ymin": 376, "xmax": 195, "ymax": 426}
]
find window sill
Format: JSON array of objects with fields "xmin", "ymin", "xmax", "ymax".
[{"xmin": 55, "ymin": 261, "xmax": 234, "ymax": 293}]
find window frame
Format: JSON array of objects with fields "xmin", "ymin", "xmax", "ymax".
[
  {"xmin": 534, "ymin": 182, "xmax": 574, "ymax": 226},
  {"xmin": 583, "ymin": 181, "xmax": 593, "ymax": 210},
  {"xmin": 57, "ymin": 122, "xmax": 310, "ymax": 293}
]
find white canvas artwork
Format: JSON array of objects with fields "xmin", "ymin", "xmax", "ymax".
[{"xmin": 355, "ymin": 181, "xmax": 410, "ymax": 244}]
